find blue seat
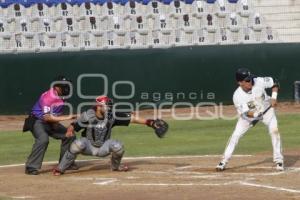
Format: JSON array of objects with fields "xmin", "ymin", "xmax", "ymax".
[
  {"xmin": 0, "ymin": 0, "xmax": 16, "ymax": 8},
  {"xmin": 206, "ymin": 0, "xmax": 216, "ymax": 4},
  {"xmin": 228, "ymin": 0, "xmax": 238, "ymax": 3},
  {"xmin": 162, "ymin": 0, "xmax": 172, "ymax": 5},
  {"xmin": 184, "ymin": 0, "xmax": 194, "ymax": 4}
]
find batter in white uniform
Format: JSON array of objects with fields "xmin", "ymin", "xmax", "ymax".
[{"xmin": 216, "ymin": 68, "xmax": 284, "ymax": 171}]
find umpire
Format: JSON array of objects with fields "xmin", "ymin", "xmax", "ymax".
[{"xmin": 24, "ymin": 76, "xmax": 78, "ymax": 175}]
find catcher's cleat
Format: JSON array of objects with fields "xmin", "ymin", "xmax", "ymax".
[
  {"xmin": 276, "ymin": 162, "xmax": 284, "ymax": 171},
  {"xmin": 25, "ymin": 167, "xmax": 39, "ymax": 175},
  {"xmin": 52, "ymin": 167, "xmax": 63, "ymax": 176},
  {"xmin": 112, "ymin": 164, "xmax": 129, "ymax": 172},
  {"xmin": 216, "ymin": 162, "xmax": 226, "ymax": 171}
]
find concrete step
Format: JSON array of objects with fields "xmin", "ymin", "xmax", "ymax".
[
  {"xmin": 262, "ymin": 13, "xmax": 300, "ymax": 21},
  {"xmin": 255, "ymin": 5, "xmax": 300, "ymax": 14}
]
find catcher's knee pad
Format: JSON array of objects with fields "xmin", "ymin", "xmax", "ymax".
[
  {"xmin": 70, "ymin": 139, "xmax": 86, "ymax": 154},
  {"xmin": 109, "ymin": 141, "xmax": 124, "ymax": 155}
]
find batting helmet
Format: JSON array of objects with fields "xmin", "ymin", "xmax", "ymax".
[
  {"xmin": 53, "ymin": 75, "xmax": 72, "ymax": 96},
  {"xmin": 235, "ymin": 68, "xmax": 254, "ymax": 82}
]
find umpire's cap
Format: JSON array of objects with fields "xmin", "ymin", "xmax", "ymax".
[{"xmin": 235, "ymin": 68, "xmax": 254, "ymax": 82}]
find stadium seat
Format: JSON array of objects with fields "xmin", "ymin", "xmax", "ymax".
[
  {"xmin": 101, "ymin": 1, "xmax": 121, "ymax": 17},
  {"xmin": 152, "ymin": 14, "xmax": 172, "ymax": 34},
  {"xmin": 76, "ymin": 2, "xmax": 100, "ymax": 20},
  {"xmin": 125, "ymin": 31, "xmax": 147, "ymax": 49},
  {"xmin": 54, "ymin": 2, "xmax": 74, "ymax": 20},
  {"xmin": 226, "ymin": 12, "xmax": 241, "ymax": 32},
  {"xmin": 107, "ymin": 16, "xmax": 126, "ymax": 35},
  {"xmin": 15, "ymin": 33, "xmax": 37, "ymax": 53},
  {"xmin": 148, "ymin": 30, "xmax": 172, "ymax": 48},
  {"xmin": 145, "ymin": 0, "xmax": 165, "ymax": 18},
  {"xmin": 37, "ymin": 18, "xmax": 57, "ymax": 37},
  {"xmin": 168, "ymin": 0, "xmax": 187, "ymax": 19},
  {"xmin": 191, "ymin": 0, "xmax": 208, "ymax": 19},
  {"xmin": 57, "ymin": 32, "xmax": 81, "ymax": 51},
  {"xmin": 30, "ymin": 3, "xmax": 52, "ymax": 21},
  {"xmin": 193, "ymin": 28, "xmax": 209, "ymax": 45},
  {"xmin": 205, "ymin": 13, "xmax": 217, "ymax": 33},
  {"xmin": 239, "ymin": 26, "xmax": 256, "ymax": 44},
  {"xmin": 130, "ymin": 15, "xmax": 149, "ymax": 35},
  {"xmin": 216, "ymin": 27, "xmax": 233, "ymax": 44},
  {"xmin": 5, "ymin": 3, "xmax": 28, "ymax": 22},
  {"xmin": 0, "ymin": 18, "xmax": 12, "ymax": 37},
  {"xmin": 0, "ymin": 34, "xmax": 15, "ymax": 53},
  {"xmin": 79, "ymin": 32, "xmax": 96, "ymax": 50},
  {"xmin": 57, "ymin": 17, "xmax": 80, "ymax": 36},
  {"xmin": 237, "ymin": 0, "xmax": 251, "ymax": 17},
  {"xmin": 37, "ymin": 32, "xmax": 61, "ymax": 52},
  {"xmin": 123, "ymin": 0, "xmax": 144, "ymax": 19},
  {"xmin": 248, "ymin": 12, "xmax": 264, "ymax": 31}
]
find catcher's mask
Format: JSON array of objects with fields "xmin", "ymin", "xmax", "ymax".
[
  {"xmin": 96, "ymin": 96, "xmax": 113, "ymax": 112},
  {"xmin": 53, "ymin": 75, "xmax": 72, "ymax": 97}
]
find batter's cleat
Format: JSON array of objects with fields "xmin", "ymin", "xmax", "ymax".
[
  {"xmin": 216, "ymin": 162, "xmax": 226, "ymax": 171},
  {"xmin": 112, "ymin": 164, "xmax": 129, "ymax": 172},
  {"xmin": 276, "ymin": 162, "xmax": 284, "ymax": 171},
  {"xmin": 52, "ymin": 167, "xmax": 63, "ymax": 176},
  {"xmin": 25, "ymin": 167, "xmax": 39, "ymax": 175},
  {"xmin": 66, "ymin": 163, "xmax": 79, "ymax": 170}
]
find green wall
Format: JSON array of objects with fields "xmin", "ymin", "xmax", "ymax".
[{"xmin": 0, "ymin": 43, "xmax": 299, "ymax": 114}]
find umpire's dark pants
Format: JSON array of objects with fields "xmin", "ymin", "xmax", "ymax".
[{"xmin": 25, "ymin": 119, "xmax": 76, "ymax": 170}]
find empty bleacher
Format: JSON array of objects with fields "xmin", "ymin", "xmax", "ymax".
[{"xmin": 0, "ymin": 0, "xmax": 283, "ymax": 53}]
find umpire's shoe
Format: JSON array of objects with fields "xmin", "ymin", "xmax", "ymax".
[
  {"xmin": 111, "ymin": 164, "xmax": 129, "ymax": 172},
  {"xmin": 216, "ymin": 162, "xmax": 226, "ymax": 171},
  {"xmin": 25, "ymin": 167, "xmax": 39, "ymax": 175}
]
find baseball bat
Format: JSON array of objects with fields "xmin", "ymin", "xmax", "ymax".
[{"xmin": 250, "ymin": 105, "xmax": 272, "ymax": 127}]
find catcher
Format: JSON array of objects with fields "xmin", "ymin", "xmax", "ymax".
[{"xmin": 53, "ymin": 96, "xmax": 168, "ymax": 175}]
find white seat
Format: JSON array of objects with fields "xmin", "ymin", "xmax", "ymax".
[
  {"xmin": 172, "ymin": 29, "xmax": 187, "ymax": 46},
  {"xmin": 5, "ymin": 3, "xmax": 29, "ymax": 22},
  {"xmin": 193, "ymin": 28, "xmax": 209, "ymax": 45},
  {"xmin": 125, "ymin": 31, "xmax": 149, "ymax": 49},
  {"xmin": 82, "ymin": 16, "xmax": 106, "ymax": 36},
  {"xmin": 191, "ymin": 0, "xmax": 209, "ymax": 19},
  {"xmin": 57, "ymin": 17, "xmax": 80, "ymax": 36},
  {"xmin": 101, "ymin": 1, "xmax": 122, "ymax": 18},
  {"xmin": 37, "ymin": 18, "xmax": 57, "ymax": 37},
  {"xmin": 226, "ymin": 12, "xmax": 241, "ymax": 32},
  {"xmin": 237, "ymin": 0, "xmax": 252, "ymax": 17},
  {"xmin": 239, "ymin": 27, "xmax": 257, "ymax": 44},
  {"xmin": 248, "ymin": 12, "xmax": 265, "ymax": 31},
  {"xmin": 0, "ymin": 18, "xmax": 12, "ymax": 38},
  {"xmin": 103, "ymin": 30, "xmax": 124, "ymax": 49},
  {"xmin": 57, "ymin": 32, "xmax": 80, "ymax": 51},
  {"xmin": 130, "ymin": 15, "xmax": 149, "ymax": 35},
  {"xmin": 216, "ymin": 27, "xmax": 233, "ymax": 44},
  {"xmin": 148, "ymin": 30, "xmax": 172, "ymax": 48},
  {"xmin": 0, "ymin": 34, "xmax": 15, "ymax": 53},
  {"xmin": 107, "ymin": 16, "xmax": 126, "ymax": 35},
  {"xmin": 177, "ymin": 14, "xmax": 197, "ymax": 33},
  {"xmin": 80, "ymin": 32, "xmax": 99, "ymax": 50},
  {"xmin": 215, "ymin": 0, "xmax": 228, "ymax": 18},
  {"xmin": 76, "ymin": 2, "xmax": 100, "ymax": 20},
  {"xmin": 54, "ymin": 2, "xmax": 74, "ymax": 20},
  {"xmin": 152, "ymin": 14, "xmax": 172, "ymax": 34},
  {"xmin": 145, "ymin": 0, "xmax": 166, "ymax": 18},
  {"xmin": 14, "ymin": 33, "xmax": 36, "ymax": 53},
  {"xmin": 30, "ymin": 3, "xmax": 52, "ymax": 21},
  {"xmin": 15, "ymin": 18, "xmax": 35, "ymax": 37},
  {"xmin": 204, "ymin": 13, "xmax": 218, "ymax": 33},
  {"xmin": 123, "ymin": 0, "xmax": 144, "ymax": 19},
  {"xmin": 262, "ymin": 27, "xmax": 278, "ymax": 43},
  {"xmin": 168, "ymin": 0, "xmax": 186, "ymax": 19},
  {"xmin": 36, "ymin": 32, "xmax": 60, "ymax": 52}
]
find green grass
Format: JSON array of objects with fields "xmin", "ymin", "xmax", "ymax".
[{"xmin": 0, "ymin": 114, "xmax": 299, "ymax": 165}]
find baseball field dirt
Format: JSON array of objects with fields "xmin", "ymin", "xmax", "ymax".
[{"xmin": 0, "ymin": 103, "xmax": 299, "ymax": 200}]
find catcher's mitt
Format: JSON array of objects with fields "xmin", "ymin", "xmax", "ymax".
[{"xmin": 147, "ymin": 119, "xmax": 169, "ymax": 138}]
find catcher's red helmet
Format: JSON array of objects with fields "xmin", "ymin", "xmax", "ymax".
[{"xmin": 95, "ymin": 96, "xmax": 113, "ymax": 107}]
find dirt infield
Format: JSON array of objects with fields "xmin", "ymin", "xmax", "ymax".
[{"xmin": 1, "ymin": 151, "xmax": 300, "ymax": 200}]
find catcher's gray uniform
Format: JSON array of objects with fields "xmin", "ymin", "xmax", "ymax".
[{"xmin": 57, "ymin": 108, "xmax": 131, "ymax": 172}]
